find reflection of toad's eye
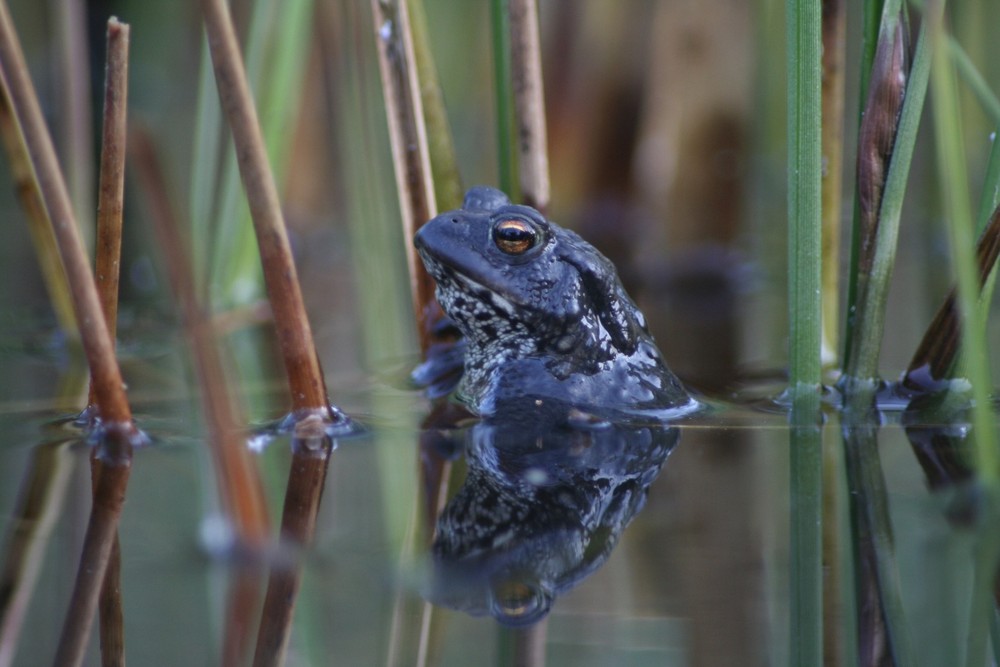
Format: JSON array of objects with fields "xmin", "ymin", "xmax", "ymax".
[{"xmin": 493, "ymin": 219, "xmax": 536, "ymax": 255}]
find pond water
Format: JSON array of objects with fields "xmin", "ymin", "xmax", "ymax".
[{"xmin": 0, "ymin": 302, "xmax": 989, "ymax": 666}]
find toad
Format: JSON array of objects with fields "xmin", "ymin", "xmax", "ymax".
[{"xmin": 414, "ymin": 186, "xmax": 693, "ymax": 419}]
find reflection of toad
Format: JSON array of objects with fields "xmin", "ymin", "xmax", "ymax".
[
  {"xmin": 424, "ymin": 398, "xmax": 679, "ymax": 626},
  {"xmin": 414, "ymin": 187, "xmax": 694, "ymax": 419}
]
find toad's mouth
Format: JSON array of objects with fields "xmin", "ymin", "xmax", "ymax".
[{"xmin": 417, "ymin": 251, "xmax": 520, "ymax": 317}]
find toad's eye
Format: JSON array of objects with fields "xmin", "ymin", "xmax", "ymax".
[{"xmin": 493, "ymin": 219, "xmax": 537, "ymax": 255}]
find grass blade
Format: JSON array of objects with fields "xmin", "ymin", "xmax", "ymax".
[
  {"xmin": 786, "ymin": 0, "xmax": 824, "ymax": 662},
  {"xmin": 927, "ymin": 0, "xmax": 997, "ymax": 480},
  {"xmin": 491, "ymin": 0, "xmax": 518, "ymax": 200}
]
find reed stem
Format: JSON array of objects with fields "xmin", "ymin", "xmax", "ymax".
[
  {"xmin": 786, "ymin": 0, "xmax": 824, "ymax": 663},
  {"xmin": 90, "ymin": 21, "xmax": 131, "ymax": 666},
  {"xmin": 406, "ymin": 0, "xmax": 464, "ymax": 211},
  {"xmin": 843, "ymin": 0, "xmax": 935, "ymax": 390},
  {"xmin": 0, "ymin": 0, "xmax": 133, "ymax": 425},
  {"xmin": 820, "ymin": 0, "xmax": 846, "ymax": 369},
  {"xmin": 927, "ymin": 0, "xmax": 997, "ymax": 481},
  {"xmin": 201, "ymin": 0, "xmax": 332, "ymax": 418},
  {"xmin": 508, "ymin": 0, "xmax": 549, "ymax": 211},
  {"xmin": 491, "ymin": 0, "xmax": 518, "ymax": 200},
  {"xmin": 370, "ymin": 0, "xmax": 440, "ymax": 348}
]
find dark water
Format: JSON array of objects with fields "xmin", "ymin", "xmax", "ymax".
[{"xmin": 0, "ymin": 312, "xmax": 987, "ymax": 667}]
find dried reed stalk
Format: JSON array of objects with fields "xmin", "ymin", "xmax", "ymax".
[
  {"xmin": 370, "ymin": 0, "xmax": 439, "ymax": 348},
  {"xmin": 855, "ymin": 16, "xmax": 908, "ymax": 280},
  {"xmin": 508, "ymin": 0, "xmax": 549, "ymax": 211},
  {"xmin": 0, "ymin": 0, "xmax": 133, "ymax": 425},
  {"xmin": 201, "ymin": 0, "xmax": 331, "ymax": 417},
  {"xmin": 903, "ymin": 204, "xmax": 1000, "ymax": 390},
  {"xmin": 89, "ymin": 21, "xmax": 131, "ymax": 666}
]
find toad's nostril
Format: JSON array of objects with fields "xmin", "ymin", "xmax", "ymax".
[{"xmin": 451, "ymin": 217, "xmax": 460, "ymax": 224}]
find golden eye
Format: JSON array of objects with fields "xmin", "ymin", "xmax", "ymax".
[{"xmin": 493, "ymin": 219, "xmax": 537, "ymax": 255}]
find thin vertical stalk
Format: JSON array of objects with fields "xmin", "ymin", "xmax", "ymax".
[
  {"xmin": 53, "ymin": 425, "xmax": 137, "ymax": 667},
  {"xmin": 927, "ymin": 1, "xmax": 997, "ymax": 483},
  {"xmin": 0, "ymin": 75, "xmax": 77, "ymax": 336},
  {"xmin": 843, "ymin": 424, "xmax": 914, "ymax": 666},
  {"xmin": 407, "ymin": 0, "xmax": 464, "ymax": 211},
  {"xmin": 786, "ymin": 0, "xmax": 823, "ymax": 663},
  {"xmin": 820, "ymin": 0, "xmax": 846, "ymax": 369},
  {"xmin": 89, "ymin": 18, "xmax": 129, "ymax": 406},
  {"xmin": 53, "ymin": 0, "xmax": 93, "ymax": 240},
  {"xmin": 0, "ymin": 0, "xmax": 133, "ymax": 425},
  {"xmin": 508, "ymin": 0, "xmax": 549, "ymax": 211},
  {"xmin": 190, "ymin": 40, "xmax": 222, "ymax": 298},
  {"xmin": 843, "ymin": 0, "xmax": 938, "ymax": 390},
  {"xmin": 91, "ymin": 21, "xmax": 130, "ymax": 666},
  {"xmin": 789, "ymin": 403, "xmax": 824, "ymax": 667},
  {"xmin": 252, "ymin": 420, "xmax": 333, "ymax": 667},
  {"xmin": 209, "ymin": 0, "xmax": 314, "ymax": 308},
  {"xmin": 491, "ymin": 0, "xmax": 518, "ymax": 200},
  {"xmin": 841, "ymin": 0, "xmax": 888, "ymax": 366},
  {"xmin": 370, "ymin": 0, "xmax": 439, "ymax": 348},
  {"xmin": 201, "ymin": 0, "xmax": 332, "ymax": 418},
  {"xmin": 786, "ymin": 0, "xmax": 823, "ymax": 394}
]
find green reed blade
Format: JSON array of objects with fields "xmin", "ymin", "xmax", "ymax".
[
  {"xmin": 190, "ymin": 37, "xmax": 222, "ymax": 298},
  {"xmin": 786, "ymin": 0, "xmax": 822, "ymax": 394},
  {"xmin": 408, "ymin": 0, "xmax": 465, "ymax": 211},
  {"xmin": 491, "ymin": 0, "xmax": 518, "ymax": 201},
  {"xmin": 928, "ymin": 4, "xmax": 998, "ymax": 483},
  {"xmin": 787, "ymin": 0, "xmax": 824, "ymax": 662}
]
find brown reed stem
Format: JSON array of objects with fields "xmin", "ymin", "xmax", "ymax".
[
  {"xmin": 252, "ymin": 417, "xmax": 333, "ymax": 667},
  {"xmin": 130, "ymin": 126, "xmax": 270, "ymax": 546},
  {"xmin": 201, "ymin": 0, "xmax": 331, "ymax": 417},
  {"xmin": 370, "ymin": 0, "xmax": 439, "ymax": 349},
  {"xmin": 53, "ymin": 424, "xmax": 137, "ymax": 667},
  {"xmin": 84, "ymin": 22, "xmax": 131, "ymax": 665},
  {"xmin": 92, "ymin": 459, "xmax": 125, "ymax": 667},
  {"xmin": 904, "ymin": 204, "xmax": 1000, "ymax": 389},
  {"xmin": 508, "ymin": 0, "xmax": 549, "ymax": 212},
  {"xmin": 93, "ymin": 18, "xmax": 128, "ymax": 363},
  {"xmin": 0, "ymin": 0, "xmax": 133, "ymax": 425}
]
